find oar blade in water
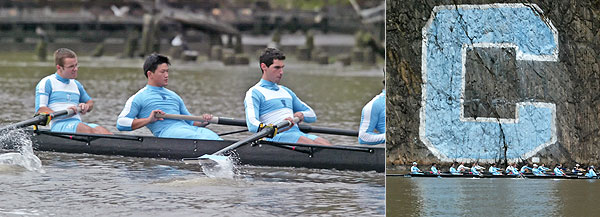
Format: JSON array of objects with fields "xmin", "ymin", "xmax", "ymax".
[
  {"xmin": 198, "ymin": 154, "xmax": 228, "ymax": 164},
  {"xmin": 182, "ymin": 154, "xmax": 228, "ymax": 166}
]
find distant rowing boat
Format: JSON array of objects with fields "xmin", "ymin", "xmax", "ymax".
[
  {"xmin": 387, "ymin": 172, "xmax": 599, "ymax": 179},
  {"xmin": 28, "ymin": 129, "xmax": 384, "ymax": 172}
]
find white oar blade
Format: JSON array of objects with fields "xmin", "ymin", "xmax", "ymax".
[{"xmin": 199, "ymin": 154, "xmax": 228, "ymax": 162}]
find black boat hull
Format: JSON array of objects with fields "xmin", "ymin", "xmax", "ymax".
[{"xmin": 30, "ymin": 130, "xmax": 384, "ymax": 172}]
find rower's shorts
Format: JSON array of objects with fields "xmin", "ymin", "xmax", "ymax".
[
  {"xmin": 160, "ymin": 125, "xmax": 223, "ymax": 140},
  {"xmin": 51, "ymin": 118, "xmax": 99, "ymax": 133},
  {"xmin": 268, "ymin": 127, "xmax": 318, "ymax": 143}
]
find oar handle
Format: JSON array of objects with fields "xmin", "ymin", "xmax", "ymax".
[{"xmin": 155, "ymin": 113, "xmax": 218, "ymax": 124}]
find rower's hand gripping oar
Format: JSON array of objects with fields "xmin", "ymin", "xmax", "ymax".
[
  {"xmin": 0, "ymin": 108, "xmax": 80, "ymax": 132},
  {"xmin": 197, "ymin": 117, "xmax": 300, "ymax": 163}
]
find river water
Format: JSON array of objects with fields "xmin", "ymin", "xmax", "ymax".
[
  {"xmin": 0, "ymin": 54, "xmax": 384, "ymax": 216},
  {"xmin": 387, "ymin": 176, "xmax": 600, "ymax": 217}
]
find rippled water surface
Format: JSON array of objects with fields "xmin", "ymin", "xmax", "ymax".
[
  {"xmin": 0, "ymin": 55, "xmax": 384, "ymax": 216},
  {"xmin": 387, "ymin": 176, "xmax": 600, "ymax": 217}
]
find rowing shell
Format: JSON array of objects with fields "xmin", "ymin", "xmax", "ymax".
[
  {"xmin": 388, "ymin": 173, "xmax": 599, "ymax": 179},
  {"xmin": 27, "ymin": 130, "xmax": 384, "ymax": 172}
]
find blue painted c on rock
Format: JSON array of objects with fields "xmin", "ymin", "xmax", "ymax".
[{"xmin": 419, "ymin": 4, "xmax": 558, "ymax": 162}]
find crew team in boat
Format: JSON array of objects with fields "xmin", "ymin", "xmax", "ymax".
[
  {"xmin": 27, "ymin": 47, "xmax": 379, "ymax": 148},
  {"xmin": 34, "ymin": 48, "xmax": 111, "ymax": 134},
  {"xmin": 116, "ymin": 54, "xmax": 221, "ymax": 140},
  {"xmin": 407, "ymin": 161, "xmax": 598, "ymax": 178}
]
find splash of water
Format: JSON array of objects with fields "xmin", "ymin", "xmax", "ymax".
[
  {"xmin": 201, "ymin": 154, "xmax": 239, "ymax": 179},
  {"xmin": 0, "ymin": 129, "xmax": 44, "ymax": 173}
]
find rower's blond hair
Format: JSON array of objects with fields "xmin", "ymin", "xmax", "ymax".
[{"xmin": 54, "ymin": 48, "xmax": 77, "ymax": 67}]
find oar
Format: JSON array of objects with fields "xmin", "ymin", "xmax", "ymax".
[
  {"xmin": 197, "ymin": 117, "xmax": 299, "ymax": 163},
  {"xmin": 0, "ymin": 108, "xmax": 78, "ymax": 132},
  {"xmin": 156, "ymin": 113, "xmax": 358, "ymax": 137}
]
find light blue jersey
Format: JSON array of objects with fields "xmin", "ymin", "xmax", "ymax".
[
  {"xmin": 489, "ymin": 166, "xmax": 502, "ymax": 175},
  {"xmin": 586, "ymin": 168, "xmax": 597, "ymax": 178},
  {"xmin": 431, "ymin": 166, "xmax": 440, "ymax": 175},
  {"xmin": 244, "ymin": 79, "xmax": 319, "ymax": 143},
  {"xmin": 35, "ymin": 73, "xmax": 93, "ymax": 132},
  {"xmin": 532, "ymin": 168, "xmax": 545, "ymax": 176},
  {"xmin": 450, "ymin": 167, "xmax": 460, "ymax": 175},
  {"xmin": 471, "ymin": 166, "xmax": 480, "ymax": 175},
  {"xmin": 116, "ymin": 85, "xmax": 221, "ymax": 140},
  {"xmin": 411, "ymin": 166, "xmax": 423, "ymax": 174},
  {"xmin": 358, "ymin": 90, "xmax": 385, "ymax": 145},
  {"xmin": 553, "ymin": 167, "xmax": 565, "ymax": 176}
]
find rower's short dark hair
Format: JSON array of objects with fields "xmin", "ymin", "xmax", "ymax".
[
  {"xmin": 143, "ymin": 53, "xmax": 170, "ymax": 78},
  {"xmin": 54, "ymin": 48, "xmax": 77, "ymax": 67},
  {"xmin": 259, "ymin": 48, "xmax": 285, "ymax": 73}
]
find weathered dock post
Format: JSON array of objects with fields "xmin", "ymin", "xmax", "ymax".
[
  {"xmin": 140, "ymin": 13, "xmax": 160, "ymax": 57},
  {"xmin": 297, "ymin": 31, "xmax": 314, "ymax": 61}
]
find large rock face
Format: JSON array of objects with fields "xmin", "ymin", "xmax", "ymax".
[{"xmin": 387, "ymin": 0, "xmax": 600, "ymax": 167}]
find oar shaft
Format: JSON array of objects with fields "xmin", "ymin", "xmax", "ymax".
[
  {"xmin": 211, "ymin": 118, "xmax": 297, "ymax": 156},
  {"xmin": 297, "ymin": 125, "xmax": 358, "ymax": 137},
  {"xmin": 158, "ymin": 114, "xmax": 358, "ymax": 137},
  {"xmin": 155, "ymin": 113, "xmax": 219, "ymax": 124},
  {"xmin": 0, "ymin": 109, "xmax": 76, "ymax": 132}
]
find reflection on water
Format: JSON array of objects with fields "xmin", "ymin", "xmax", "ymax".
[
  {"xmin": 387, "ymin": 176, "xmax": 600, "ymax": 217},
  {"xmin": 0, "ymin": 153, "xmax": 384, "ymax": 216}
]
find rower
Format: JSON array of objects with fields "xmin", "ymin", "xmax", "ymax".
[
  {"xmin": 358, "ymin": 87, "xmax": 385, "ymax": 145},
  {"xmin": 488, "ymin": 163, "xmax": 502, "ymax": 175},
  {"xmin": 539, "ymin": 163, "xmax": 550, "ymax": 174},
  {"xmin": 553, "ymin": 164, "xmax": 566, "ymax": 176},
  {"xmin": 449, "ymin": 162, "xmax": 461, "ymax": 175},
  {"xmin": 506, "ymin": 163, "xmax": 521, "ymax": 176},
  {"xmin": 585, "ymin": 166, "xmax": 597, "ymax": 178},
  {"xmin": 411, "ymin": 162, "xmax": 423, "ymax": 174},
  {"xmin": 116, "ymin": 54, "xmax": 221, "ymax": 140},
  {"xmin": 471, "ymin": 162, "xmax": 483, "ymax": 176},
  {"xmin": 532, "ymin": 164, "xmax": 546, "ymax": 176},
  {"xmin": 520, "ymin": 163, "xmax": 533, "ymax": 174},
  {"xmin": 244, "ymin": 48, "xmax": 331, "ymax": 145},
  {"xmin": 457, "ymin": 162, "xmax": 470, "ymax": 173},
  {"xmin": 430, "ymin": 163, "xmax": 440, "ymax": 175},
  {"xmin": 34, "ymin": 48, "xmax": 111, "ymax": 134},
  {"xmin": 572, "ymin": 163, "xmax": 586, "ymax": 174}
]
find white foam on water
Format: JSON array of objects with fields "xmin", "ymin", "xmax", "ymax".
[
  {"xmin": 0, "ymin": 129, "xmax": 44, "ymax": 173},
  {"xmin": 201, "ymin": 155, "xmax": 238, "ymax": 179}
]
